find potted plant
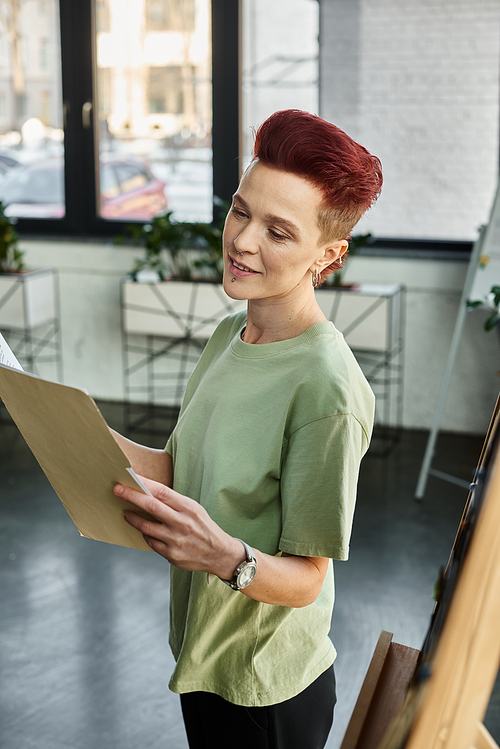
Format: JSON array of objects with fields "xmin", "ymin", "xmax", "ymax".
[
  {"xmin": 117, "ymin": 208, "xmax": 225, "ymax": 283},
  {"xmin": 0, "ymin": 202, "xmax": 57, "ymax": 330},
  {"xmin": 118, "ymin": 208, "xmax": 245, "ymax": 338},
  {"xmin": 0, "ymin": 202, "xmax": 24, "ymax": 274},
  {"xmin": 467, "ymin": 285, "xmax": 500, "ymax": 332}
]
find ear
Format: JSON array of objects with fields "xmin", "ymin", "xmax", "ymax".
[{"xmin": 311, "ymin": 239, "xmax": 349, "ymax": 274}]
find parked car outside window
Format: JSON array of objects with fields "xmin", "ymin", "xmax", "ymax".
[{"xmin": 0, "ymin": 157, "xmax": 168, "ymax": 220}]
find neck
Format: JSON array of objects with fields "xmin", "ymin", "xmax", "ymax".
[{"xmin": 243, "ymin": 286, "xmax": 327, "ymax": 344}]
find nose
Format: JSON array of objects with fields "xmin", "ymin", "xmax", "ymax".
[
  {"xmin": 233, "ymin": 223, "xmax": 258, "ymax": 255},
  {"xmin": 233, "ymin": 234, "xmax": 245, "ymax": 255}
]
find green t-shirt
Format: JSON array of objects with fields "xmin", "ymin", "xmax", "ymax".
[{"xmin": 165, "ymin": 311, "xmax": 374, "ymax": 706}]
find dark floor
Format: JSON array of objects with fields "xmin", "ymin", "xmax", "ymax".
[{"xmin": 0, "ymin": 402, "xmax": 498, "ymax": 749}]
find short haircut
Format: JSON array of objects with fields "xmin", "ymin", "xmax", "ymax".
[{"xmin": 252, "ymin": 110, "xmax": 383, "ymax": 279}]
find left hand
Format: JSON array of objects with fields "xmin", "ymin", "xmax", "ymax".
[
  {"xmin": 114, "ymin": 477, "xmax": 242, "ymax": 577},
  {"xmin": 115, "ymin": 477, "xmax": 330, "ymax": 608}
]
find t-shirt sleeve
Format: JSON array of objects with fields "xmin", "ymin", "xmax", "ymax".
[{"xmin": 279, "ymin": 412, "xmax": 369, "ymax": 561}]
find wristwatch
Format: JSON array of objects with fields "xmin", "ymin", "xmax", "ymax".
[{"xmin": 220, "ymin": 539, "xmax": 257, "ymax": 591}]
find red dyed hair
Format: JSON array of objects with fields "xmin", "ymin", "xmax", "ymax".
[{"xmin": 252, "ymin": 110, "xmax": 383, "ymax": 280}]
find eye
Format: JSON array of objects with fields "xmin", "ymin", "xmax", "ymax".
[
  {"xmin": 268, "ymin": 228, "xmax": 287, "ymax": 242},
  {"xmin": 231, "ymin": 206, "xmax": 248, "ymax": 220}
]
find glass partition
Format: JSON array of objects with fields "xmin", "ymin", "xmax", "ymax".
[
  {"xmin": 0, "ymin": 0, "xmax": 64, "ymax": 219},
  {"xmin": 241, "ymin": 0, "xmax": 319, "ymax": 167},
  {"xmin": 95, "ymin": 0, "xmax": 212, "ymax": 223}
]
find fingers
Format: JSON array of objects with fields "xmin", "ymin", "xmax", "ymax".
[
  {"xmin": 135, "ymin": 474, "xmax": 171, "ymax": 500},
  {"xmin": 117, "ymin": 475, "xmax": 193, "ymax": 513},
  {"xmin": 114, "ymin": 481, "xmax": 176, "ymax": 523},
  {"xmin": 137, "ymin": 475, "xmax": 197, "ymax": 514},
  {"xmin": 143, "ymin": 535, "xmax": 170, "ymax": 556},
  {"xmin": 114, "ymin": 479, "xmax": 220, "ymax": 572},
  {"xmin": 123, "ymin": 507, "xmax": 158, "ymax": 536},
  {"xmin": 115, "ymin": 481, "xmax": 199, "ymax": 555},
  {"xmin": 123, "ymin": 507, "xmax": 173, "ymax": 559}
]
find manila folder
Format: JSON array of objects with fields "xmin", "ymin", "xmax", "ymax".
[{"xmin": 0, "ymin": 363, "xmax": 153, "ymax": 551}]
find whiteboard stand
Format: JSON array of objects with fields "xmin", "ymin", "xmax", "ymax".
[{"xmin": 415, "ymin": 225, "xmax": 486, "ymax": 500}]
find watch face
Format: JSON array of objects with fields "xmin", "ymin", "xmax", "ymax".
[{"xmin": 237, "ymin": 563, "xmax": 257, "ymax": 589}]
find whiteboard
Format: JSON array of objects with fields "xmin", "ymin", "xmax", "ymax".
[
  {"xmin": 415, "ymin": 181, "xmax": 500, "ymax": 499},
  {"xmin": 469, "ymin": 182, "xmax": 500, "ymax": 301}
]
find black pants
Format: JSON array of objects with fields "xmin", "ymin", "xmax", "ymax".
[{"xmin": 180, "ymin": 666, "xmax": 336, "ymax": 749}]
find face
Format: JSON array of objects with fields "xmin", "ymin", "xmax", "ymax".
[{"xmin": 222, "ymin": 161, "xmax": 345, "ymax": 304}]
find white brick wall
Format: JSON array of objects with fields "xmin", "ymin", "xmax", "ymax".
[{"xmin": 320, "ymin": 0, "xmax": 500, "ymax": 241}]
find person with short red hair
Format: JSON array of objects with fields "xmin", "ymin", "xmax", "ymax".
[
  {"xmin": 113, "ymin": 110, "xmax": 383, "ymax": 749},
  {"xmin": 253, "ymin": 109, "xmax": 382, "ymax": 283}
]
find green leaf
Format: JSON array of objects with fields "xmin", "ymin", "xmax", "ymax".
[
  {"xmin": 0, "ymin": 200, "xmax": 23, "ymax": 273},
  {"xmin": 485, "ymin": 312, "xmax": 500, "ymax": 331}
]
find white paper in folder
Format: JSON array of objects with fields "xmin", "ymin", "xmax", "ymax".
[{"xmin": 0, "ymin": 333, "xmax": 23, "ymax": 371}]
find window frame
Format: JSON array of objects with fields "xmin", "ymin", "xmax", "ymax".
[
  {"xmin": 9, "ymin": 1, "xmax": 475, "ymax": 255},
  {"xmin": 360, "ymin": 238, "xmax": 473, "ymax": 258},
  {"xmin": 14, "ymin": 0, "xmax": 241, "ymax": 238}
]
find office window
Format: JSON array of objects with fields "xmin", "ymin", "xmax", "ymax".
[
  {"xmin": 20, "ymin": 36, "xmax": 29, "ymax": 71},
  {"xmin": 148, "ymin": 66, "xmax": 196, "ymax": 115},
  {"xmin": 145, "ymin": 0, "xmax": 195, "ymax": 32},
  {"xmin": 241, "ymin": 0, "xmax": 319, "ymax": 168},
  {"xmin": 0, "ymin": 33, "xmax": 6, "ymax": 68},
  {"xmin": 0, "ymin": 2, "xmax": 237, "ymax": 236},
  {"xmin": 95, "ymin": 0, "xmax": 110, "ymax": 32},
  {"xmin": 0, "ymin": 0, "xmax": 64, "ymax": 220},
  {"xmin": 40, "ymin": 38, "xmax": 49, "ymax": 69},
  {"xmin": 40, "ymin": 90, "xmax": 51, "ymax": 123},
  {"xmin": 95, "ymin": 0, "xmax": 212, "ymax": 222},
  {"xmin": 1, "ymin": 0, "xmax": 492, "ymax": 253}
]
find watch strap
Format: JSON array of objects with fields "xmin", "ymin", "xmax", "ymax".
[
  {"xmin": 234, "ymin": 538, "xmax": 254, "ymax": 564},
  {"xmin": 219, "ymin": 538, "xmax": 257, "ymax": 590}
]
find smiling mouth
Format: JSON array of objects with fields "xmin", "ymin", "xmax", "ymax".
[{"xmin": 230, "ymin": 256, "xmax": 257, "ymax": 273}]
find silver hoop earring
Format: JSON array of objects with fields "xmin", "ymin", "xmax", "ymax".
[{"xmin": 312, "ymin": 270, "xmax": 322, "ymax": 289}]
